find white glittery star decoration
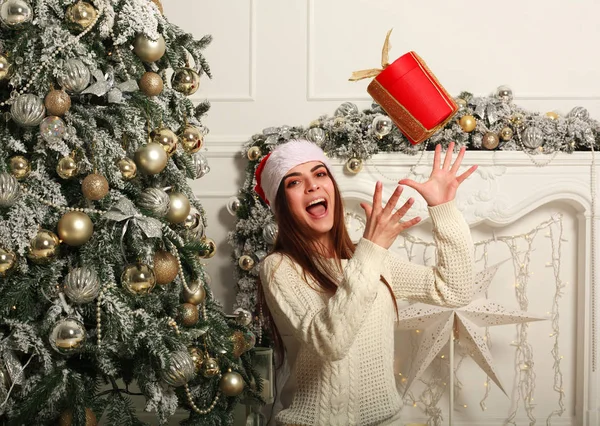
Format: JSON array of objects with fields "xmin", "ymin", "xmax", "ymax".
[{"xmin": 396, "ymin": 260, "xmax": 548, "ymax": 395}]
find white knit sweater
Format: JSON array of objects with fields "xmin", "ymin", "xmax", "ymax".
[{"xmin": 260, "ymin": 201, "xmax": 474, "ymax": 426}]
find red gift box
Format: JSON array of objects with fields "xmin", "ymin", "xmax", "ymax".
[{"xmin": 350, "ymin": 31, "xmax": 458, "ymax": 145}]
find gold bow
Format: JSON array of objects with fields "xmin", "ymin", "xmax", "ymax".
[{"xmin": 348, "ymin": 28, "xmax": 393, "ymax": 81}]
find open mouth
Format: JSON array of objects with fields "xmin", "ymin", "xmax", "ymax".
[{"xmin": 306, "ymin": 198, "xmax": 328, "ymax": 218}]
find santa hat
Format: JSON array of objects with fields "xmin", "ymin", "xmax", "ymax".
[{"xmin": 254, "ymin": 139, "xmax": 332, "ymax": 212}]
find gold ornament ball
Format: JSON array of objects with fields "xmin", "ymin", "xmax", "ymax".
[
  {"xmin": 134, "ymin": 142, "xmax": 168, "ymax": 175},
  {"xmin": 511, "ymin": 113, "xmax": 525, "ymax": 127},
  {"xmin": 28, "ymin": 229, "xmax": 60, "ymax": 264},
  {"xmin": 9, "ymin": 156, "xmax": 30, "ymax": 180},
  {"xmin": 166, "ymin": 192, "xmax": 190, "ymax": 224},
  {"xmin": 65, "ymin": 1, "xmax": 98, "ymax": 30},
  {"xmin": 546, "ymin": 111, "xmax": 559, "ymax": 120},
  {"xmin": 58, "ymin": 407, "xmax": 97, "ymax": 426},
  {"xmin": 182, "ymin": 279, "xmax": 206, "ymax": 305},
  {"xmin": 0, "ymin": 55, "xmax": 10, "ymax": 81},
  {"xmin": 153, "ymin": 250, "xmax": 179, "ymax": 285},
  {"xmin": 459, "ymin": 115, "xmax": 477, "ymax": 132},
  {"xmin": 44, "ymin": 89, "xmax": 71, "ymax": 116},
  {"xmin": 500, "ymin": 127, "xmax": 514, "ymax": 141},
  {"xmin": 151, "ymin": 128, "xmax": 178, "ymax": 156},
  {"xmin": 0, "ymin": 247, "xmax": 16, "ymax": 275},
  {"xmin": 139, "ymin": 71, "xmax": 163, "ymax": 97},
  {"xmin": 238, "ymin": 255, "xmax": 254, "ymax": 271},
  {"xmin": 121, "ymin": 263, "xmax": 156, "ymax": 295},
  {"xmin": 81, "ymin": 174, "xmax": 109, "ymax": 201},
  {"xmin": 179, "ymin": 126, "xmax": 204, "ymax": 153},
  {"xmin": 202, "ymin": 357, "xmax": 220, "ymax": 378},
  {"xmin": 247, "ymin": 146, "xmax": 261, "ymax": 161},
  {"xmin": 133, "ymin": 34, "xmax": 166, "ymax": 63},
  {"xmin": 188, "ymin": 347, "xmax": 203, "ymax": 373},
  {"xmin": 220, "ymin": 370, "xmax": 244, "ymax": 397},
  {"xmin": 345, "ymin": 158, "xmax": 363, "ymax": 174},
  {"xmin": 117, "ymin": 157, "xmax": 137, "ymax": 180},
  {"xmin": 58, "ymin": 211, "xmax": 94, "ymax": 246},
  {"xmin": 231, "ymin": 330, "xmax": 246, "ymax": 357},
  {"xmin": 57, "ymin": 155, "xmax": 78, "ymax": 179},
  {"xmin": 180, "ymin": 303, "xmax": 199, "ymax": 326},
  {"xmin": 198, "ymin": 237, "xmax": 216, "ymax": 259},
  {"xmin": 482, "ymin": 132, "xmax": 499, "ymax": 150},
  {"xmin": 171, "ymin": 68, "xmax": 200, "ymax": 96}
]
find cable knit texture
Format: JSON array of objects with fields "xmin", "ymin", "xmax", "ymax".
[{"xmin": 260, "ymin": 200, "xmax": 474, "ymax": 426}]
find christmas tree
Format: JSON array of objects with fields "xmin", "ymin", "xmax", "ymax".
[{"xmin": 0, "ymin": 0, "xmax": 258, "ymax": 424}]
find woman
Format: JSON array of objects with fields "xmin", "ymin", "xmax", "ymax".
[{"xmin": 256, "ymin": 138, "xmax": 477, "ymax": 426}]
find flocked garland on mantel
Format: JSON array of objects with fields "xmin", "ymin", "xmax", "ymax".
[{"xmin": 227, "ymin": 85, "xmax": 600, "ymax": 335}]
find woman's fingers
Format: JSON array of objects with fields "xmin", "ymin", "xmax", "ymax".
[
  {"xmin": 392, "ymin": 197, "xmax": 414, "ymax": 221},
  {"xmin": 399, "ymin": 216, "xmax": 421, "ymax": 231},
  {"xmin": 432, "ymin": 144, "xmax": 442, "ymax": 169},
  {"xmin": 442, "ymin": 141, "xmax": 455, "ymax": 170},
  {"xmin": 359, "ymin": 202, "xmax": 373, "ymax": 219},
  {"xmin": 450, "ymin": 145, "xmax": 466, "ymax": 174},
  {"xmin": 372, "ymin": 181, "xmax": 383, "ymax": 214},
  {"xmin": 382, "ymin": 185, "xmax": 403, "ymax": 215},
  {"xmin": 456, "ymin": 165, "xmax": 478, "ymax": 184}
]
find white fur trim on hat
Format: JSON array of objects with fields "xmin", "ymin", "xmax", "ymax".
[{"xmin": 261, "ymin": 139, "xmax": 332, "ymax": 211}]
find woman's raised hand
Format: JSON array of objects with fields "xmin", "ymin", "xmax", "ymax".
[
  {"xmin": 360, "ymin": 182, "xmax": 421, "ymax": 250},
  {"xmin": 399, "ymin": 142, "xmax": 478, "ymax": 207}
]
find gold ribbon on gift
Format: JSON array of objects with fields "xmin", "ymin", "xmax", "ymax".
[{"xmin": 348, "ymin": 28, "xmax": 393, "ymax": 81}]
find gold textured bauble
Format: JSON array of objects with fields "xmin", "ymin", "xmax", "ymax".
[
  {"xmin": 139, "ymin": 71, "xmax": 163, "ymax": 97},
  {"xmin": 121, "ymin": 263, "xmax": 156, "ymax": 295},
  {"xmin": 482, "ymin": 132, "xmax": 499, "ymax": 150},
  {"xmin": 546, "ymin": 111, "xmax": 559, "ymax": 120},
  {"xmin": 171, "ymin": 68, "xmax": 200, "ymax": 96},
  {"xmin": 134, "ymin": 142, "xmax": 168, "ymax": 175},
  {"xmin": 57, "ymin": 155, "xmax": 78, "ymax": 179},
  {"xmin": 231, "ymin": 330, "xmax": 246, "ymax": 357},
  {"xmin": 58, "ymin": 211, "xmax": 94, "ymax": 246},
  {"xmin": 511, "ymin": 113, "xmax": 525, "ymax": 127},
  {"xmin": 179, "ymin": 303, "xmax": 199, "ymax": 326},
  {"xmin": 247, "ymin": 146, "xmax": 261, "ymax": 161},
  {"xmin": 150, "ymin": 128, "xmax": 178, "ymax": 156},
  {"xmin": 28, "ymin": 229, "xmax": 60, "ymax": 264},
  {"xmin": 153, "ymin": 250, "xmax": 179, "ymax": 285},
  {"xmin": 133, "ymin": 34, "xmax": 166, "ymax": 63},
  {"xmin": 238, "ymin": 255, "xmax": 254, "ymax": 271},
  {"xmin": 58, "ymin": 407, "xmax": 97, "ymax": 426},
  {"xmin": 117, "ymin": 157, "xmax": 137, "ymax": 180},
  {"xmin": 9, "ymin": 156, "xmax": 30, "ymax": 180},
  {"xmin": 182, "ymin": 279, "xmax": 206, "ymax": 305},
  {"xmin": 166, "ymin": 192, "xmax": 190, "ymax": 224},
  {"xmin": 202, "ymin": 357, "xmax": 220, "ymax": 378},
  {"xmin": 150, "ymin": 0, "xmax": 163, "ymax": 13},
  {"xmin": 345, "ymin": 158, "xmax": 363, "ymax": 174},
  {"xmin": 198, "ymin": 237, "xmax": 216, "ymax": 259},
  {"xmin": 81, "ymin": 174, "xmax": 109, "ymax": 201},
  {"xmin": 0, "ymin": 55, "xmax": 10, "ymax": 81},
  {"xmin": 0, "ymin": 247, "xmax": 16, "ymax": 275},
  {"xmin": 179, "ymin": 126, "xmax": 204, "ymax": 153},
  {"xmin": 220, "ymin": 370, "xmax": 244, "ymax": 397},
  {"xmin": 65, "ymin": 1, "xmax": 97, "ymax": 30},
  {"xmin": 499, "ymin": 127, "xmax": 514, "ymax": 141},
  {"xmin": 188, "ymin": 347, "xmax": 203, "ymax": 373},
  {"xmin": 44, "ymin": 89, "xmax": 71, "ymax": 116},
  {"xmin": 459, "ymin": 115, "xmax": 476, "ymax": 132}
]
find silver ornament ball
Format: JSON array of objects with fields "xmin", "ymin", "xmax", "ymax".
[
  {"xmin": 39, "ymin": 116, "xmax": 66, "ymax": 142},
  {"xmin": 226, "ymin": 196, "xmax": 241, "ymax": 216},
  {"xmin": 11, "ymin": 94, "xmax": 45, "ymax": 127},
  {"xmin": 64, "ymin": 267, "xmax": 100, "ymax": 304},
  {"xmin": 192, "ymin": 152, "xmax": 210, "ymax": 179},
  {"xmin": 568, "ymin": 106, "xmax": 589, "ymax": 121},
  {"xmin": 0, "ymin": 0, "xmax": 33, "ymax": 27},
  {"xmin": 522, "ymin": 126, "xmax": 544, "ymax": 149},
  {"xmin": 160, "ymin": 350, "xmax": 196, "ymax": 387},
  {"xmin": 0, "ymin": 173, "xmax": 21, "ymax": 207},
  {"xmin": 57, "ymin": 59, "xmax": 90, "ymax": 93},
  {"xmin": 334, "ymin": 102, "xmax": 358, "ymax": 117},
  {"xmin": 262, "ymin": 222, "xmax": 278, "ymax": 245},
  {"xmin": 496, "ymin": 85, "xmax": 513, "ymax": 102},
  {"xmin": 372, "ymin": 115, "xmax": 393, "ymax": 138},
  {"xmin": 138, "ymin": 187, "xmax": 170, "ymax": 217},
  {"xmin": 49, "ymin": 318, "xmax": 86, "ymax": 355},
  {"xmin": 306, "ymin": 127, "xmax": 326, "ymax": 144}
]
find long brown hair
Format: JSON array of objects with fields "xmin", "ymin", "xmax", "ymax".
[{"xmin": 258, "ymin": 165, "xmax": 398, "ymax": 368}]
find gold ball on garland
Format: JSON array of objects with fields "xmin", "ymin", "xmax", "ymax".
[
  {"xmin": 58, "ymin": 408, "xmax": 97, "ymax": 426},
  {"xmin": 511, "ymin": 113, "xmax": 525, "ymax": 128},
  {"xmin": 0, "ymin": 55, "xmax": 10, "ymax": 81},
  {"xmin": 150, "ymin": 128, "xmax": 178, "ymax": 156},
  {"xmin": 345, "ymin": 158, "xmax": 363, "ymax": 174},
  {"xmin": 121, "ymin": 263, "xmax": 156, "ymax": 295},
  {"xmin": 238, "ymin": 255, "xmax": 255, "ymax": 271},
  {"xmin": 182, "ymin": 279, "xmax": 206, "ymax": 305},
  {"xmin": 220, "ymin": 370, "xmax": 244, "ymax": 396},
  {"xmin": 57, "ymin": 155, "xmax": 78, "ymax": 179},
  {"xmin": 171, "ymin": 68, "xmax": 200, "ymax": 96},
  {"xmin": 81, "ymin": 174, "xmax": 109, "ymax": 201},
  {"xmin": 459, "ymin": 115, "xmax": 476, "ymax": 132},
  {"xmin": 499, "ymin": 127, "xmax": 514, "ymax": 141},
  {"xmin": 0, "ymin": 247, "xmax": 16, "ymax": 276},
  {"xmin": 482, "ymin": 132, "xmax": 499, "ymax": 150},
  {"xmin": 202, "ymin": 357, "xmax": 220, "ymax": 378},
  {"xmin": 198, "ymin": 237, "xmax": 216, "ymax": 259},
  {"xmin": 166, "ymin": 192, "xmax": 190, "ymax": 224},
  {"xmin": 188, "ymin": 347, "xmax": 203, "ymax": 373},
  {"xmin": 28, "ymin": 229, "xmax": 60, "ymax": 264},
  {"xmin": 50, "ymin": 317, "xmax": 86, "ymax": 355},
  {"xmin": 9, "ymin": 156, "xmax": 30, "ymax": 180},
  {"xmin": 65, "ymin": 1, "xmax": 97, "ymax": 30},
  {"xmin": 153, "ymin": 250, "xmax": 179, "ymax": 285},
  {"xmin": 179, "ymin": 126, "xmax": 204, "ymax": 153},
  {"xmin": 58, "ymin": 211, "xmax": 93, "ymax": 246},
  {"xmin": 247, "ymin": 146, "xmax": 261, "ymax": 161},
  {"xmin": 546, "ymin": 111, "xmax": 559, "ymax": 120},
  {"xmin": 44, "ymin": 89, "xmax": 71, "ymax": 116},
  {"xmin": 117, "ymin": 157, "xmax": 137, "ymax": 180},
  {"xmin": 231, "ymin": 330, "xmax": 246, "ymax": 357},
  {"xmin": 133, "ymin": 34, "xmax": 166, "ymax": 63},
  {"xmin": 179, "ymin": 303, "xmax": 199, "ymax": 326},
  {"xmin": 139, "ymin": 71, "xmax": 163, "ymax": 97},
  {"xmin": 134, "ymin": 142, "xmax": 168, "ymax": 175}
]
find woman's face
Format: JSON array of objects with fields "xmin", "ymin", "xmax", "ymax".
[{"xmin": 282, "ymin": 161, "xmax": 335, "ymax": 241}]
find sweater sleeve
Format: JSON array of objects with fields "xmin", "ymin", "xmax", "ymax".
[
  {"xmin": 260, "ymin": 239, "xmax": 387, "ymax": 362},
  {"xmin": 384, "ymin": 200, "xmax": 474, "ymax": 307}
]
